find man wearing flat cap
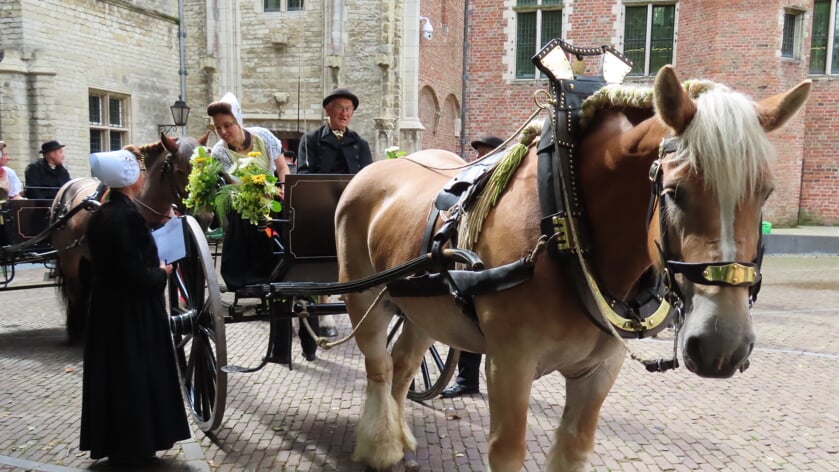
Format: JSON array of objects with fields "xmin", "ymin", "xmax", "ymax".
[
  {"xmin": 297, "ymin": 88, "xmax": 372, "ymax": 338},
  {"xmin": 24, "ymin": 140, "xmax": 71, "ymax": 199},
  {"xmin": 470, "ymin": 135, "xmax": 504, "ymax": 160},
  {"xmin": 297, "ymin": 88, "xmax": 372, "ymax": 174}
]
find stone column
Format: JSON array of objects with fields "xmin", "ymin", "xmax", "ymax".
[{"xmin": 400, "ymin": 0, "xmax": 424, "ymax": 153}]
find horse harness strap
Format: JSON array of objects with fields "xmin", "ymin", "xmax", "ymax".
[
  {"xmin": 648, "ymin": 138, "xmax": 764, "ymax": 307},
  {"xmin": 387, "ymin": 149, "xmax": 537, "ymax": 321},
  {"xmin": 534, "ymin": 46, "xmax": 674, "ymax": 341}
]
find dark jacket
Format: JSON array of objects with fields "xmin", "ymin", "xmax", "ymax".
[
  {"xmin": 297, "ymin": 125, "xmax": 372, "ymax": 174},
  {"xmin": 80, "ymin": 191, "xmax": 190, "ymax": 460},
  {"xmin": 24, "ymin": 158, "xmax": 70, "ymax": 200}
]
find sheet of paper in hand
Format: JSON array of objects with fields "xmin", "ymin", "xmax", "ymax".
[{"xmin": 152, "ymin": 216, "xmax": 187, "ymax": 264}]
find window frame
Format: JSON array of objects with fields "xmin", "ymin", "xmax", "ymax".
[
  {"xmin": 622, "ymin": 1, "xmax": 678, "ymax": 77},
  {"xmin": 89, "ymin": 91, "xmax": 130, "ymax": 153},
  {"xmin": 264, "ymin": 0, "xmax": 303, "ymax": 13},
  {"xmin": 809, "ymin": 0, "xmax": 838, "ymax": 74},
  {"xmin": 781, "ymin": 7, "xmax": 805, "ymax": 60},
  {"xmin": 513, "ymin": 0, "xmax": 564, "ymax": 80}
]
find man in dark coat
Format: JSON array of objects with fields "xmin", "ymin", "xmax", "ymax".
[
  {"xmin": 296, "ymin": 88, "xmax": 373, "ymax": 339},
  {"xmin": 24, "ymin": 140, "xmax": 71, "ymax": 199},
  {"xmin": 80, "ymin": 150, "xmax": 190, "ymax": 463},
  {"xmin": 297, "ymin": 88, "xmax": 372, "ymax": 174}
]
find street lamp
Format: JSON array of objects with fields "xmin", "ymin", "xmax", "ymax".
[
  {"xmin": 170, "ymin": 97, "xmax": 190, "ymax": 127},
  {"xmin": 159, "ymin": 97, "xmax": 190, "ymax": 135}
]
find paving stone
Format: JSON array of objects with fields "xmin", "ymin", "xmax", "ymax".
[{"xmin": 1, "ymin": 256, "xmax": 837, "ymax": 470}]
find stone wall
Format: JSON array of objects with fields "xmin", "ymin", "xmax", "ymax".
[{"xmin": 0, "ymin": 0, "xmax": 180, "ymax": 178}]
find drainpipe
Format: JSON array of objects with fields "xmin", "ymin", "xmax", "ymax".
[
  {"xmin": 459, "ymin": 0, "xmax": 470, "ymax": 157},
  {"xmin": 178, "ymin": 0, "xmax": 187, "ymax": 135}
]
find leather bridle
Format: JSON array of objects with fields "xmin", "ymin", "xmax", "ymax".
[
  {"xmin": 647, "ymin": 137, "xmax": 765, "ymax": 314},
  {"xmin": 135, "ymin": 151, "xmax": 188, "ymax": 222}
]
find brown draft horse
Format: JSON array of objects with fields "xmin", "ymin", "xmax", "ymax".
[
  {"xmin": 51, "ymin": 132, "xmax": 207, "ymax": 343},
  {"xmin": 335, "ymin": 66, "xmax": 810, "ymax": 471}
]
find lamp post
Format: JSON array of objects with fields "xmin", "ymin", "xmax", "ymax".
[{"xmin": 159, "ymin": 97, "xmax": 190, "ymax": 136}]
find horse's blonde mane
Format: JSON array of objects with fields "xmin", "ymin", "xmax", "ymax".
[
  {"xmin": 579, "ymin": 80, "xmax": 718, "ymax": 128},
  {"xmin": 675, "ymin": 85, "xmax": 775, "ymax": 208},
  {"xmin": 581, "ymin": 80, "xmax": 774, "ymax": 207}
]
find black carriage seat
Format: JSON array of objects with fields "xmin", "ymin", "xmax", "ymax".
[
  {"xmin": 274, "ymin": 174, "xmax": 354, "ymax": 283},
  {"xmin": 0, "ymin": 199, "xmax": 54, "ymax": 251}
]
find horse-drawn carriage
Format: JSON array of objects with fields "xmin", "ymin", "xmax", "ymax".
[
  {"xmin": 0, "ymin": 196, "xmax": 97, "ymax": 290},
  {"xmin": 170, "ymin": 39, "xmax": 811, "ymax": 471},
  {"xmin": 2, "ymin": 37, "xmax": 812, "ymax": 470}
]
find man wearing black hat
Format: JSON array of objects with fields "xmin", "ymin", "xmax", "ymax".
[
  {"xmin": 24, "ymin": 140, "xmax": 71, "ymax": 199},
  {"xmin": 297, "ymin": 88, "xmax": 372, "ymax": 337},
  {"xmin": 470, "ymin": 135, "xmax": 504, "ymax": 161},
  {"xmin": 297, "ymin": 88, "xmax": 372, "ymax": 174}
]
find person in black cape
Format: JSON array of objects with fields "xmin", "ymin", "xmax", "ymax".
[{"xmin": 79, "ymin": 149, "xmax": 190, "ymax": 464}]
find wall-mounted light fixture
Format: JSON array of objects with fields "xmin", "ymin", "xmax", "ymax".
[{"xmin": 158, "ymin": 96, "xmax": 191, "ymax": 135}]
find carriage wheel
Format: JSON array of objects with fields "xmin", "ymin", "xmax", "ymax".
[
  {"xmin": 168, "ymin": 215, "xmax": 227, "ymax": 433},
  {"xmin": 387, "ymin": 315, "xmax": 460, "ymax": 402}
]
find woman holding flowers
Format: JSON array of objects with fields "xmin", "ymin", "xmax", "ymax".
[
  {"xmin": 206, "ymin": 93, "xmax": 291, "ymax": 291},
  {"xmin": 207, "ymin": 92, "xmax": 319, "ymax": 362}
]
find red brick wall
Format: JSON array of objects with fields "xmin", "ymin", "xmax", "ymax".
[
  {"xmin": 419, "ymin": 0, "xmax": 465, "ymax": 154},
  {"xmin": 463, "ymin": 0, "xmax": 836, "ymax": 225}
]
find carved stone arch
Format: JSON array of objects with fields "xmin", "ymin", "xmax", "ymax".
[
  {"xmin": 419, "ymin": 86, "xmax": 440, "ymax": 148},
  {"xmin": 441, "ymin": 94, "xmax": 462, "ymax": 154}
]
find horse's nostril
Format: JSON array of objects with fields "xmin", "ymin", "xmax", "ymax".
[{"xmin": 685, "ymin": 336, "xmax": 702, "ymax": 364}]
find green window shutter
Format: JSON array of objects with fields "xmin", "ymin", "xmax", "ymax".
[
  {"xmin": 649, "ymin": 5, "xmax": 675, "ymax": 74},
  {"xmin": 517, "ymin": 11, "xmax": 537, "ymax": 79},
  {"xmin": 624, "ymin": 6, "xmax": 647, "ymax": 75},
  {"xmin": 810, "ymin": 0, "xmax": 829, "ymax": 73},
  {"xmin": 541, "ymin": 9, "xmax": 562, "ymax": 47}
]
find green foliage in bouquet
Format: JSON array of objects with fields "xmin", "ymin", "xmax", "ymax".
[
  {"xmin": 385, "ymin": 146, "xmax": 407, "ymax": 159},
  {"xmin": 214, "ymin": 152, "xmax": 282, "ymax": 226},
  {"xmin": 183, "ymin": 146, "xmax": 222, "ymax": 215}
]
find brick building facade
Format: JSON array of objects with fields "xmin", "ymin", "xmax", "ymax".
[
  {"xmin": 1, "ymin": 1, "xmax": 834, "ymax": 225},
  {"xmin": 462, "ymin": 0, "xmax": 838, "ymax": 225}
]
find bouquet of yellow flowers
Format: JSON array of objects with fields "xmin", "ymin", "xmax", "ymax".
[
  {"xmin": 214, "ymin": 152, "xmax": 282, "ymax": 226},
  {"xmin": 183, "ymin": 146, "xmax": 222, "ymax": 215}
]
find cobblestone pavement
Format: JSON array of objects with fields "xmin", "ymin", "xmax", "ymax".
[{"xmin": 1, "ymin": 255, "xmax": 837, "ymax": 471}]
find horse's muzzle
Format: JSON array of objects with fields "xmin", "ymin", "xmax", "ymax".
[{"xmin": 683, "ymin": 335, "xmax": 754, "ymax": 378}]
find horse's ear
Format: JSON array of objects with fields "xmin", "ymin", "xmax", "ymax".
[
  {"xmin": 198, "ymin": 131, "xmax": 210, "ymax": 146},
  {"xmin": 654, "ymin": 65, "xmax": 696, "ymax": 135},
  {"xmin": 122, "ymin": 144, "xmax": 144, "ymax": 160},
  {"xmin": 755, "ymin": 79, "xmax": 811, "ymax": 132},
  {"xmin": 161, "ymin": 132, "xmax": 179, "ymax": 154}
]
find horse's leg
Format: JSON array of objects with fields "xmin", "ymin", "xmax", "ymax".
[
  {"xmin": 57, "ymin": 249, "xmax": 90, "ymax": 344},
  {"xmin": 484, "ymin": 349, "xmax": 537, "ymax": 472},
  {"xmin": 348, "ymin": 292, "xmax": 416, "ymax": 470},
  {"xmin": 389, "ymin": 316, "xmax": 433, "ymax": 402},
  {"xmin": 547, "ymin": 348, "xmax": 625, "ymax": 471}
]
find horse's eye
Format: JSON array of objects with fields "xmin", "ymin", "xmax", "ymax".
[
  {"xmin": 763, "ymin": 187, "xmax": 774, "ymax": 202},
  {"xmin": 662, "ymin": 187, "xmax": 684, "ymax": 208}
]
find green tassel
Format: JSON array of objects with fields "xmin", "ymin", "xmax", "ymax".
[{"xmin": 459, "ymin": 143, "xmax": 529, "ymax": 250}]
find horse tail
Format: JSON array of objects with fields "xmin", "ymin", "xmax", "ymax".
[{"xmin": 56, "ymin": 255, "xmax": 92, "ymax": 345}]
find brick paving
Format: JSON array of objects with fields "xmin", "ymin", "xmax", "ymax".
[{"xmin": 1, "ymin": 255, "xmax": 837, "ymax": 471}]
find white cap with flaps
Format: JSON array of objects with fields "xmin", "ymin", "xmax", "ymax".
[
  {"xmin": 89, "ymin": 150, "xmax": 141, "ymax": 188},
  {"xmin": 220, "ymin": 92, "xmax": 244, "ymax": 127}
]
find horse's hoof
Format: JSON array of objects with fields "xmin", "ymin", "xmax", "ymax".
[
  {"xmin": 362, "ymin": 452, "xmax": 420, "ymax": 472},
  {"xmin": 403, "ymin": 451, "xmax": 420, "ymax": 472}
]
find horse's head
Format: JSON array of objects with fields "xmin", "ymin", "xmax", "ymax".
[
  {"xmin": 651, "ymin": 66, "xmax": 810, "ymax": 377},
  {"xmin": 127, "ymin": 131, "xmax": 209, "ymax": 224}
]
